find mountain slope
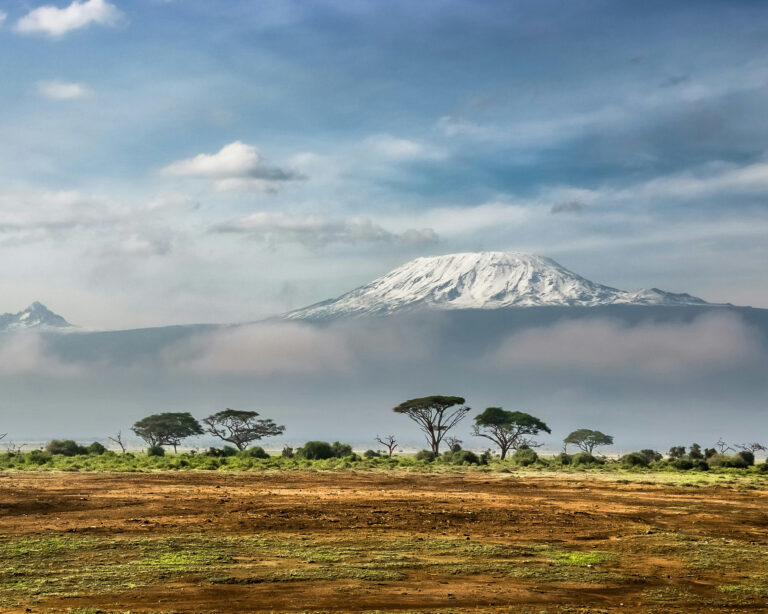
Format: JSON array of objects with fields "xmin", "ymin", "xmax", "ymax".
[
  {"xmin": 0, "ymin": 302, "xmax": 72, "ymax": 331},
  {"xmin": 284, "ymin": 251, "xmax": 710, "ymax": 320}
]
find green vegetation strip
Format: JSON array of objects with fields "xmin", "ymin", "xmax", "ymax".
[{"xmin": 0, "ymin": 533, "xmax": 621, "ymax": 606}]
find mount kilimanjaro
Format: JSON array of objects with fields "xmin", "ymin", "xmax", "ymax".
[{"xmin": 284, "ymin": 251, "xmax": 712, "ymax": 321}]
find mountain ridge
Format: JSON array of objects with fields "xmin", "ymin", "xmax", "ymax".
[
  {"xmin": 284, "ymin": 251, "xmax": 712, "ymax": 321},
  {"xmin": 0, "ymin": 302, "xmax": 73, "ymax": 331}
]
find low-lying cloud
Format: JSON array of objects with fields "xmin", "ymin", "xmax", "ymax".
[
  {"xmin": 493, "ymin": 312, "xmax": 764, "ymax": 375},
  {"xmin": 16, "ymin": 0, "xmax": 122, "ymax": 37}
]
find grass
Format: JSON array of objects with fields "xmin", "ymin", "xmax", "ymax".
[{"xmin": 0, "ymin": 532, "xmax": 629, "ymax": 606}]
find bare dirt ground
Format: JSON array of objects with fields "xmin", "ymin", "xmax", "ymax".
[{"xmin": 1, "ymin": 470, "xmax": 768, "ymax": 613}]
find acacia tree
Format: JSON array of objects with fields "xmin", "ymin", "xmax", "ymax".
[
  {"xmin": 375, "ymin": 434, "xmax": 398, "ymax": 458},
  {"xmin": 393, "ymin": 395, "xmax": 470, "ymax": 455},
  {"xmin": 472, "ymin": 408, "xmax": 551, "ymax": 460},
  {"xmin": 563, "ymin": 429, "xmax": 613, "ymax": 454},
  {"xmin": 202, "ymin": 409, "xmax": 285, "ymax": 451},
  {"xmin": 132, "ymin": 412, "xmax": 203, "ymax": 453}
]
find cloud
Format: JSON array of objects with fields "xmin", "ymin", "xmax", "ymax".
[
  {"xmin": 550, "ymin": 200, "xmax": 586, "ymax": 215},
  {"xmin": 213, "ymin": 212, "xmax": 439, "ymax": 249},
  {"xmin": 0, "ymin": 333, "xmax": 81, "ymax": 376},
  {"xmin": 16, "ymin": 0, "xmax": 122, "ymax": 37},
  {"xmin": 36, "ymin": 80, "xmax": 90, "ymax": 100},
  {"xmin": 493, "ymin": 313, "xmax": 764, "ymax": 376},
  {"xmin": 164, "ymin": 322, "xmax": 354, "ymax": 376},
  {"xmin": 363, "ymin": 134, "xmax": 439, "ymax": 160},
  {"xmin": 161, "ymin": 141, "xmax": 303, "ymax": 192},
  {"xmin": 0, "ymin": 11, "xmax": 7, "ymax": 24}
]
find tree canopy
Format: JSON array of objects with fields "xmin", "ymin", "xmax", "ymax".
[
  {"xmin": 563, "ymin": 429, "xmax": 613, "ymax": 454},
  {"xmin": 132, "ymin": 412, "xmax": 203, "ymax": 452},
  {"xmin": 472, "ymin": 408, "xmax": 551, "ymax": 460},
  {"xmin": 202, "ymin": 409, "xmax": 285, "ymax": 451},
  {"xmin": 393, "ymin": 395, "xmax": 469, "ymax": 454}
]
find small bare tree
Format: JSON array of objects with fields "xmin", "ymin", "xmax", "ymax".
[
  {"xmin": 445, "ymin": 436, "xmax": 463, "ymax": 451},
  {"xmin": 715, "ymin": 438, "xmax": 733, "ymax": 454},
  {"xmin": 6, "ymin": 441, "xmax": 25, "ymax": 455},
  {"xmin": 736, "ymin": 442, "xmax": 767, "ymax": 454},
  {"xmin": 109, "ymin": 430, "xmax": 127, "ymax": 454},
  {"xmin": 375, "ymin": 435, "xmax": 398, "ymax": 458}
]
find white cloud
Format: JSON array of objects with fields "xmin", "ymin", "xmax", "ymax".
[
  {"xmin": 0, "ymin": 333, "xmax": 81, "ymax": 376},
  {"xmin": 37, "ymin": 80, "xmax": 90, "ymax": 100},
  {"xmin": 16, "ymin": 0, "xmax": 123, "ymax": 37},
  {"xmin": 214, "ymin": 211, "xmax": 438, "ymax": 249},
  {"xmin": 161, "ymin": 141, "xmax": 302, "ymax": 192},
  {"xmin": 0, "ymin": 11, "xmax": 7, "ymax": 24},
  {"xmin": 363, "ymin": 134, "xmax": 438, "ymax": 160},
  {"xmin": 493, "ymin": 313, "xmax": 763, "ymax": 375}
]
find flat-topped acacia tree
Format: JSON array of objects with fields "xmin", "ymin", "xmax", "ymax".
[
  {"xmin": 203, "ymin": 409, "xmax": 285, "ymax": 451},
  {"xmin": 563, "ymin": 429, "xmax": 614, "ymax": 454},
  {"xmin": 393, "ymin": 395, "xmax": 470, "ymax": 455},
  {"xmin": 132, "ymin": 412, "xmax": 203, "ymax": 453},
  {"xmin": 472, "ymin": 408, "xmax": 551, "ymax": 460}
]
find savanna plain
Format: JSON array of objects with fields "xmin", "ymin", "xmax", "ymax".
[{"xmin": 2, "ymin": 467, "xmax": 768, "ymax": 613}]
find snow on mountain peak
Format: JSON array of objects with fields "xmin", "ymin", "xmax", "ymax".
[
  {"xmin": 284, "ymin": 251, "xmax": 709, "ymax": 320},
  {"xmin": 0, "ymin": 302, "xmax": 73, "ymax": 331}
]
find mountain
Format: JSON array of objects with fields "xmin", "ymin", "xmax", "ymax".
[
  {"xmin": 0, "ymin": 302, "xmax": 72, "ymax": 331},
  {"xmin": 284, "ymin": 251, "xmax": 711, "ymax": 321}
]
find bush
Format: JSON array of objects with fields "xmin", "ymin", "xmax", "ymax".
[
  {"xmin": 281, "ymin": 446, "xmax": 294, "ymax": 458},
  {"xmin": 206, "ymin": 446, "xmax": 238, "ymax": 457},
  {"xmin": 572, "ymin": 452, "xmax": 603, "ymax": 466},
  {"xmin": 45, "ymin": 440, "xmax": 87, "ymax": 456},
  {"xmin": 708, "ymin": 454, "xmax": 748, "ymax": 469},
  {"xmin": 671, "ymin": 458, "xmax": 693, "ymax": 470},
  {"xmin": 297, "ymin": 441, "xmax": 334, "ymax": 460},
  {"xmin": 448, "ymin": 450, "xmax": 481, "ymax": 465},
  {"xmin": 331, "ymin": 441, "xmax": 353, "ymax": 458},
  {"xmin": 239, "ymin": 446, "xmax": 269, "ymax": 459},
  {"xmin": 364, "ymin": 449, "xmax": 381, "ymax": 458},
  {"xmin": 87, "ymin": 442, "xmax": 106, "ymax": 455},
  {"xmin": 26, "ymin": 450, "xmax": 50, "ymax": 465},
  {"xmin": 415, "ymin": 449, "xmax": 436, "ymax": 462},
  {"xmin": 147, "ymin": 445, "xmax": 165, "ymax": 457},
  {"xmin": 639, "ymin": 449, "xmax": 663, "ymax": 463},
  {"xmin": 512, "ymin": 448, "xmax": 538, "ymax": 466},
  {"xmin": 553, "ymin": 452, "xmax": 572, "ymax": 465},
  {"xmin": 737, "ymin": 450, "xmax": 755, "ymax": 466},
  {"xmin": 621, "ymin": 452, "xmax": 650, "ymax": 468}
]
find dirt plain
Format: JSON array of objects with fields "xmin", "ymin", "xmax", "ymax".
[{"xmin": 1, "ymin": 470, "xmax": 768, "ymax": 613}]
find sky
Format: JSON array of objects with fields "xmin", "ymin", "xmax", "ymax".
[{"xmin": 0, "ymin": 0, "xmax": 767, "ymax": 329}]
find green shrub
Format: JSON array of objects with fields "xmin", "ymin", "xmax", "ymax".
[
  {"xmin": 553, "ymin": 452, "xmax": 572, "ymax": 465},
  {"xmin": 87, "ymin": 442, "xmax": 107, "ymax": 455},
  {"xmin": 206, "ymin": 446, "xmax": 238, "ymax": 457},
  {"xmin": 239, "ymin": 446, "xmax": 269, "ymax": 459},
  {"xmin": 671, "ymin": 458, "xmax": 693, "ymax": 470},
  {"xmin": 331, "ymin": 441, "xmax": 353, "ymax": 457},
  {"xmin": 512, "ymin": 448, "xmax": 538, "ymax": 466},
  {"xmin": 415, "ymin": 449, "xmax": 436, "ymax": 462},
  {"xmin": 364, "ymin": 449, "xmax": 381, "ymax": 458},
  {"xmin": 737, "ymin": 450, "xmax": 755, "ymax": 466},
  {"xmin": 621, "ymin": 452, "xmax": 649, "ymax": 468},
  {"xmin": 297, "ymin": 441, "xmax": 334, "ymax": 460},
  {"xmin": 26, "ymin": 450, "xmax": 50, "ymax": 465},
  {"xmin": 639, "ymin": 449, "xmax": 663, "ymax": 463},
  {"xmin": 281, "ymin": 446, "xmax": 294, "ymax": 458},
  {"xmin": 147, "ymin": 445, "xmax": 165, "ymax": 457},
  {"xmin": 572, "ymin": 452, "xmax": 603, "ymax": 466},
  {"xmin": 708, "ymin": 454, "xmax": 748, "ymax": 469},
  {"xmin": 450, "ymin": 450, "xmax": 481, "ymax": 465},
  {"xmin": 45, "ymin": 440, "xmax": 87, "ymax": 456}
]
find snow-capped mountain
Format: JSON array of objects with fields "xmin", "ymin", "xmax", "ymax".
[
  {"xmin": 285, "ymin": 251, "xmax": 710, "ymax": 320},
  {"xmin": 0, "ymin": 302, "xmax": 72, "ymax": 331}
]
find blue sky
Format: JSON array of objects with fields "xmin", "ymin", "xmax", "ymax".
[{"xmin": 1, "ymin": 0, "xmax": 767, "ymax": 327}]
